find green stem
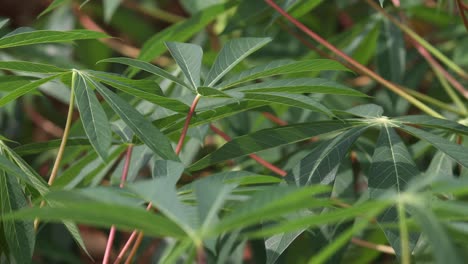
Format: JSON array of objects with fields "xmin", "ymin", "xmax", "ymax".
[
  {"xmin": 403, "ymin": 88, "xmax": 467, "ymax": 116},
  {"xmin": 34, "ymin": 70, "xmax": 77, "ymax": 230},
  {"xmin": 123, "ymin": 1, "xmax": 185, "ymax": 24},
  {"xmin": 398, "ymin": 201, "xmax": 411, "ymax": 264},
  {"xmin": 434, "ymin": 69, "xmax": 468, "ymax": 114}
]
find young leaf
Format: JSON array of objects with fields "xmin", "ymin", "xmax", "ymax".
[
  {"xmin": 287, "ymin": 126, "xmax": 368, "ymax": 186},
  {"xmin": 38, "ymin": 0, "xmax": 69, "ymax": 17},
  {"xmin": 217, "ymin": 59, "xmax": 350, "ymax": 89},
  {"xmin": 231, "ymin": 78, "xmax": 367, "ymax": 97},
  {"xmin": 346, "ymin": 104, "xmax": 384, "ymax": 118},
  {"xmin": 0, "ymin": 29, "xmax": 108, "ymax": 48},
  {"xmin": 189, "ymin": 121, "xmax": 359, "ymax": 171},
  {"xmin": 0, "ymin": 18, "xmax": 9, "ymax": 29},
  {"xmin": 166, "ymin": 42, "xmax": 203, "ymax": 89},
  {"xmin": 0, "ymin": 171, "xmax": 35, "ymax": 264},
  {"xmin": 98, "ymin": 57, "xmax": 192, "ymax": 90},
  {"xmin": 0, "ymin": 61, "xmax": 67, "ymax": 73},
  {"xmin": 89, "ymin": 72, "xmax": 190, "ymax": 113},
  {"xmin": 398, "ymin": 124, "xmax": 468, "ymax": 168},
  {"xmin": 0, "ymin": 74, "xmax": 63, "ymax": 107},
  {"xmin": 204, "ymin": 37, "xmax": 272, "ymax": 87},
  {"xmin": 90, "ymin": 78, "xmax": 179, "ymax": 161}
]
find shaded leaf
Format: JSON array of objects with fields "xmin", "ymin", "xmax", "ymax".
[
  {"xmin": 395, "ymin": 115, "xmax": 468, "ymax": 136},
  {"xmin": 346, "ymin": 104, "xmax": 384, "ymax": 118},
  {"xmin": 0, "ymin": 61, "xmax": 67, "ymax": 73},
  {"xmin": 13, "ymin": 137, "xmax": 90, "ymax": 156}
]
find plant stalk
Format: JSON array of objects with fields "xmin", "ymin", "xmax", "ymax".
[
  {"xmin": 398, "ymin": 201, "xmax": 411, "ymax": 264},
  {"xmin": 34, "ymin": 70, "xmax": 77, "ymax": 231},
  {"xmin": 103, "ymin": 145, "xmax": 134, "ymax": 264}
]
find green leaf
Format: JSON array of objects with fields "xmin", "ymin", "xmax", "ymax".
[
  {"xmin": 1, "ymin": 201, "xmax": 185, "ymax": 238},
  {"xmin": 74, "ymin": 72, "xmax": 112, "ymax": 161},
  {"xmin": 0, "ymin": 29, "xmax": 108, "ymax": 48},
  {"xmin": 90, "ymin": 72, "xmax": 190, "ymax": 113},
  {"xmin": 398, "ymin": 124, "xmax": 468, "ymax": 168},
  {"xmin": 0, "ymin": 19, "xmax": 9, "ymax": 29},
  {"xmin": 134, "ymin": 3, "xmax": 234, "ymax": 70},
  {"xmin": 13, "ymin": 137, "xmax": 90, "ymax": 156},
  {"xmin": 197, "ymin": 86, "xmax": 241, "ymax": 98},
  {"xmin": 395, "ymin": 115, "xmax": 468, "ymax": 136},
  {"xmin": 231, "ymin": 78, "xmax": 366, "ymax": 97},
  {"xmin": 128, "ymin": 179, "xmax": 198, "ymax": 238},
  {"xmin": 98, "ymin": 57, "xmax": 191, "ymax": 90},
  {"xmin": 212, "ymin": 185, "xmax": 331, "ymax": 234},
  {"xmin": 243, "ymin": 92, "xmax": 333, "ymax": 117},
  {"xmin": 194, "ymin": 179, "xmax": 236, "ymax": 233},
  {"xmin": 0, "ymin": 76, "xmax": 37, "ymax": 92},
  {"xmin": 38, "ymin": 0, "xmax": 69, "ymax": 17},
  {"xmin": 287, "ymin": 126, "xmax": 368, "ymax": 186},
  {"xmin": 90, "ymin": 78, "xmax": 179, "ymax": 161},
  {"xmin": 189, "ymin": 120, "xmax": 359, "ymax": 171},
  {"xmin": 248, "ymin": 201, "xmax": 388, "ymax": 238},
  {"xmin": 346, "ymin": 104, "xmax": 384, "ymax": 118},
  {"xmin": 0, "ymin": 142, "xmax": 49, "ymax": 196},
  {"xmin": 103, "ymin": 0, "xmax": 122, "ymax": 22},
  {"xmin": 152, "ymin": 160, "xmax": 185, "ymax": 186},
  {"xmin": 368, "ymin": 125, "xmax": 420, "ymax": 255},
  {"xmin": 217, "ymin": 59, "xmax": 350, "ymax": 89},
  {"xmin": 0, "ymin": 61, "xmax": 67, "ymax": 73},
  {"xmin": 265, "ymin": 230, "xmax": 305, "ymax": 264},
  {"xmin": 166, "ymin": 42, "xmax": 203, "ymax": 89},
  {"xmin": 204, "ymin": 37, "xmax": 272, "ymax": 87},
  {"xmin": 0, "ymin": 74, "xmax": 63, "ymax": 107},
  {"xmin": 0, "ymin": 155, "xmax": 48, "ymax": 196},
  {"xmin": 410, "ymin": 203, "xmax": 463, "ymax": 264},
  {"xmin": 0, "ymin": 171, "xmax": 35, "ymax": 264}
]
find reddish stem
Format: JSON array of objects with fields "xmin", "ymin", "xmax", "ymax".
[
  {"xmin": 176, "ymin": 94, "xmax": 201, "ymax": 155},
  {"xmin": 262, "ymin": 112, "xmax": 288, "ymax": 126},
  {"xmin": 103, "ymin": 145, "xmax": 134, "ymax": 264},
  {"xmin": 209, "ymin": 124, "xmax": 287, "ymax": 177},
  {"xmin": 456, "ymin": 0, "xmax": 468, "ymax": 33}
]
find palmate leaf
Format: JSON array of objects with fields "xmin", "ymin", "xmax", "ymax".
[
  {"xmin": 0, "ymin": 73, "xmax": 64, "ymax": 107},
  {"xmin": 217, "ymin": 59, "xmax": 350, "ymax": 89},
  {"xmin": 287, "ymin": 126, "xmax": 369, "ymax": 187},
  {"xmin": 0, "ymin": 171, "xmax": 35, "ymax": 264},
  {"xmin": 74, "ymin": 72, "xmax": 112, "ymax": 161},
  {"xmin": 265, "ymin": 230, "xmax": 305, "ymax": 264},
  {"xmin": 98, "ymin": 57, "xmax": 192, "ymax": 90},
  {"xmin": 345, "ymin": 104, "xmax": 384, "ymax": 118},
  {"xmin": 230, "ymin": 78, "xmax": 366, "ymax": 97},
  {"xmin": 398, "ymin": 124, "xmax": 468, "ymax": 168},
  {"xmin": 166, "ymin": 42, "xmax": 203, "ymax": 89},
  {"xmin": 0, "ymin": 29, "xmax": 107, "ymax": 48},
  {"xmin": 368, "ymin": 125, "xmax": 420, "ymax": 255},
  {"xmin": 89, "ymin": 72, "xmax": 190, "ymax": 113},
  {"xmin": 0, "ymin": 61, "xmax": 67, "ymax": 73},
  {"xmin": 189, "ymin": 120, "xmax": 360, "ymax": 171},
  {"xmin": 89, "ymin": 77, "xmax": 179, "ymax": 161},
  {"xmin": 204, "ymin": 37, "xmax": 272, "ymax": 87}
]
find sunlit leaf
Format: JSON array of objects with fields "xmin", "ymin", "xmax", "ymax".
[{"xmin": 166, "ymin": 42, "xmax": 203, "ymax": 89}]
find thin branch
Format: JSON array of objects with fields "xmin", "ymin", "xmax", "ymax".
[
  {"xmin": 176, "ymin": 94, "xmax": 201, "ymax": 155},
  {"xmin": 103, "ymin": 145, "xmax": 134, "ymax": 264},
  {"xmin": 264, "ymin": 0, "xmax": 443, "ymax": 118},
  {"xmin": 456, "ymin": 0, "xmax": 468, "ymax": 32},
  {"xmin": 122, "ymin": 0, "xmax": 185, "ymax": 24},
  {"xmin": 34, "ymin": 71, "xmax": 77, "ymax": 230},
  {"xmin": 124, "ymin": 231, "xmax": 145, "ymax": 264},
  {"xmin": 351, "ymin": 237, "xmax": 395, "ymax": 255}
]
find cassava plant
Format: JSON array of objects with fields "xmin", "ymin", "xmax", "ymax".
[{"xmin": 0, "ymin": 1, "xmax": 468, "ymax": 264}]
